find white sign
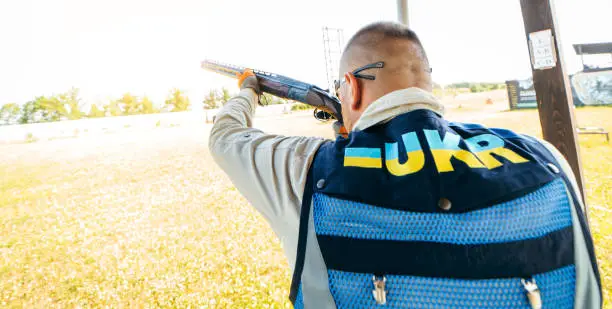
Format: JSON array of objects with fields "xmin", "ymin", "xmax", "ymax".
[{"xmin": 529, "ymin": 29, "xmax": 557, "ymax": 70}]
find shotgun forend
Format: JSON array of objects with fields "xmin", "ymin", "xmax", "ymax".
[{"xmin": 201, "ymin": 60, "xmax": 343, "ymax": 123}]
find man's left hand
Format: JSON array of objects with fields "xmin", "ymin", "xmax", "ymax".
[{"xmin": 237, "ymin": 69, "xmax": 261, "ymax": 95}]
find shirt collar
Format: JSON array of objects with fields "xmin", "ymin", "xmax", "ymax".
[{"xmin": 352, "ymin": 87, "xmax": 445, "ymax": 131}]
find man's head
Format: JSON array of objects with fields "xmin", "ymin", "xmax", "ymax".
[{"xmin": 336, "ymin": 22, "xmax": 432, "ymax": 131}]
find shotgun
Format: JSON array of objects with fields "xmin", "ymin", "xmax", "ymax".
[{"xmin": 201, "ymin": 60, "xmax": 343, "ymax": 123}]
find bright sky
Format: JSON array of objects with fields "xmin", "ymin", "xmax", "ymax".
[{"xmin": 0, "ymin": 0, "xmax": 610, "ymax": 106}]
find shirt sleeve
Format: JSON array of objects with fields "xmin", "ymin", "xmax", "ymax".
[{"xmin": 208, "ymin": 88, "xmax": 327, "ymax": 241}]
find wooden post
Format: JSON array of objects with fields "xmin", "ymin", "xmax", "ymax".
[{"xmin": 519, "ymin": 0, "xmax": 587, "ymax": 204}]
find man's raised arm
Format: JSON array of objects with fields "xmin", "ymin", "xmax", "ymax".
[{"xmin": 208, "ymin": 71, "xmax": 326, "ymax": 252}]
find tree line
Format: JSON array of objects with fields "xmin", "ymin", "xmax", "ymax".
[
  {"xmin": 0, "ymin": 88, "xmax": 191, "ymax": 126},
  {"xmin": 445, "ymin": 82, "xmax": 507, "ymax": 93},
  {"xmin": 1, "ymin": 87, "xmax": 296, "ymax": 126},
  {"xmin": 0, "ymin": 88, "xmax": 192, "ymax": 126}
]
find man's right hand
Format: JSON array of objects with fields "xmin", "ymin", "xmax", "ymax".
[{"xmin": 333, "ymin": 121, "xmax": 348, "ymax": 139}]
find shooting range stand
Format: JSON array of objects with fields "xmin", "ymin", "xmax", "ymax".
[
  {"xmin": 577, "ymin": 127, "xmax": 610, "ymax": 142},
  {"xmin": 572, "ymin": 42, "xmax": 611, "ymax": 143},
  {"xmin": 573, "ymin": 42, "xmax": 612, "ymax": 73}
]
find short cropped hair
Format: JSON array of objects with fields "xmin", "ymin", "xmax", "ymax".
[{"xmin": 344, "ymin": 21, "xmax": 428, "ymax": 64}]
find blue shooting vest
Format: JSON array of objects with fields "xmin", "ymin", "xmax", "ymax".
[{"xmin": 289, "ymin": 109, "xmax": 601, "ymax": 308}]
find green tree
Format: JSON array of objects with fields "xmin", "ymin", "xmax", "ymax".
[
  {"xmin": 261, "ymin": 93, "xmax": 272, "ymax": 105},
  {"xmin": 164, "ymin": 89, "xmax": 190, "ymax": 112},
  {"xmin": 221, "ymin": 88, "xmax": 232, "ymax": 104},
  {"xmin": 35, "ymin": 88, "xmax": 84, "ymax": 121},
  {"xmin": 36, "ymin": 96, "xmax": 66, "ymax": 122},
  {"xmin": 203, "ymin": 90, "xmax": 219, "ymax": 110},
  {"xmin": 104, "ymin": 100, "xmax": 123, "ymax": 117},
  {"xmin": 115, "ymin": 93, "xmax": 141, "ymax": 115},
  {"xmin": 469, "ymin": 85, "xmax": 481, "ymax": 93},
  {"xmin": 88, "ymin": 104, "xmax": 105, "ymax": 118},
  {"xmin": 260, "ymin": 93, "xmax": 288, "ymax": 105},
  {"xmin": 140, "ymin": 96, "xmax": 157, "ymax": 114},
  {"xmin": 58, "ymin": 88, "xmax": 84, "ymax": 120},
  {"xmin": 19, "ymin": 100, "xmax": 43, "ymax": 124},
  {"xmin": 0, "ymin": 103, "xmax": 21, "ymax": 125}
]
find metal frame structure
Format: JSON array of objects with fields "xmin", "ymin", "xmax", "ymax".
[{"xmin": 322, "ymin": 27, "xmax": 345, "ymax": 93}]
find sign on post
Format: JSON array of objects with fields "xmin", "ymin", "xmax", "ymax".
[{"xmin": 529, "ymin": 29, "xmax": 557, "ymax": 70}]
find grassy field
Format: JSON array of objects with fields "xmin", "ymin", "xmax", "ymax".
[{"xmin": 1, "ymin": 102, "xmax": 610, "ymax": 308}]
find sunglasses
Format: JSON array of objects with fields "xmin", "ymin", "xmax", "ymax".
[{"xmin": 334, "ymin": 61, "xmax": 385, "ymax": 98}]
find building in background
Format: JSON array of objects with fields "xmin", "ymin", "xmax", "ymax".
[{"xmin": 506, "ymin": 42, "xmax": 612, "ymax": 109}]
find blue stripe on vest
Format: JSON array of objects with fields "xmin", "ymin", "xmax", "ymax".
[
  {"xmin": 345, "ymin": 147, "xmax": 382, "ymax": 158},
  {"xmin": 313, "ymin": 178, "xmax": 571, "ymax": 245},
  {"xmin": 326, "ymin": 265, "xmax": 575, "ymax": 308}
]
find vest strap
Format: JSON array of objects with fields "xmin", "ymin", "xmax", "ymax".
[{"xmin": 289, "ymin": 164, "xmax": 316, "ymax": 304}]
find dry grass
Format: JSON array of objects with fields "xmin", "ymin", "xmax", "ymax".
[{"xmin": 0, "ymin": 103, "xmax": 610, "ymax": 308}]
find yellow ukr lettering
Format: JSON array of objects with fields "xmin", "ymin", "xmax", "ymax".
[
  {"xmin": 385, "ymin": 132, "xmax": 425, "ymax": 176},
  {"xmin": 343, "ymin": 130, "xmax": 530, "ymax": 174},
  {"xmin": 465, "ymin": 134, "xmax": 529, "ymax": 169},
  {"xmin": 423, "ymin": 129, "xmax": 485, "ymax": 172}
]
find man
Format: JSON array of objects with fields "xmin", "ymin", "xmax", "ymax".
[{"xmin": 209, "ymin": 22, "xmax": 601, "ymax": 308}]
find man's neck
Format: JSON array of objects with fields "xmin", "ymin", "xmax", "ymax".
[{"xmin": 353, "ymin": 87, "xmax": 444, "ymax": 131}]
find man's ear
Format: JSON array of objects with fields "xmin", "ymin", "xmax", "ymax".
[{"xmin": 345, "ymin": 72, "xmax": 361, "ymax": 111}]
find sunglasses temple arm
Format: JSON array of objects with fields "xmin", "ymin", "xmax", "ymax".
[
  {"xmin": 353, "ymin": 74, "xmax": 376, "ymax": 80},
  {"xmin": 352, "ymin": 61, "xmax": 384, "ymax": 75}
]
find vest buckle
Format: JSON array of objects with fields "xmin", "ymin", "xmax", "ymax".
[
  {"xmin": 521, "ymin": 278, "xmax": 542, "ymax": 309},
  {"xmin": 372, "ymin": 275, "xmax": 387, "ymax": 305}
]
